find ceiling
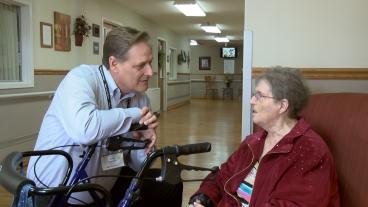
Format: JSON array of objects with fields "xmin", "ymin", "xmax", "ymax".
[{"xmin": 113, "ymin": 0, "xmax": 244, "ymax": 46}]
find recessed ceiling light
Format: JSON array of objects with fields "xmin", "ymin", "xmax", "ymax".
[
  {"xmin": 214, "ymin": 36, "xmax": 230, "ymax": 43},
  {"xmin": 174, "ymin": 0, "xmax": 206, "ymax": 16},
  {"xmin": 190, "ymin": 40, "xmax": 198, "ymax": 45},
  {"xmin": 200, "ymin": 23, "xmax": 221, "ymax": 33}
]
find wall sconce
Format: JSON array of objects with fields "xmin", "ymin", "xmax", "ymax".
[
  {"xmin": 200, "ymin": 23, "xmax": 221, "ymax": 33},
  {"xmin": 174, "ymin": 0, "xmax": 206, "ymax": 16}
]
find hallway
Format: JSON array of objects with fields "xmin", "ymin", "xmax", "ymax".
[{"xmin": 156, "ymin": 99, "xmax": 242, "ymax": 206}]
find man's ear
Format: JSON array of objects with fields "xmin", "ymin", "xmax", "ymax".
[
  {"xmin": 108, "ymin": 56, "xmax": 118, "ymax": 72},
  {"xmin": 279, "ymin": 99, "xmax": 289, "ymax": 114}
]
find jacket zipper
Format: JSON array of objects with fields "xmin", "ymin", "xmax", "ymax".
[
  {"xmin": 249, "ymin": 144, "xmax": 291, "ymax": 206},
  {"xmin": 223, "ymin": 143, "xmax": 255, "ymax": 207}
]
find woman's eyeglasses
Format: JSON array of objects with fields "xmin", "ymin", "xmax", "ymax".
[{"xmin": 252, "ymin": 92, "xmax": 276, "ymax": 102}]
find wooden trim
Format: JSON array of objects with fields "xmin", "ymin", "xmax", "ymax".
[
  {"xmin": 167, "ymin": 100, "xmax": 190, "ymax": 111},
  {"xmin": 252, "ymin": 67, "xmax": 368, "ymax": 80},
  {"xmin": 194, "ymin": 73, "xmax": 243, "ymax": 76},
  {"xmin": 34, "ymin": 69, "xmax": 69, "ymax": 75},
  {"xmin": 35, "ymin": 70, "xmax": 157, "ymax": 76},
  {"xmin": 35, "ymin": 68, "xmax": 368, "ymax": 79}
]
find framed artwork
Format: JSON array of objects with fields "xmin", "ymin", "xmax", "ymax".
[
  {"xmin": 92, "ymin": 24, "xmax": 100, "ymax": 37},
  {"xmin": 93, "ymin": 41, "xmax": 99, "ymax": 55},
  {"xmin": 199, "ymin": 56, "xmax": 211, "ymax": 70},
  {"xmin": 54, "ymin": 11, "xmax": 71, "ymax": 51},
  {"xmin": 40, "ymin": 22, "xmax": 53, "ymax": 48}
]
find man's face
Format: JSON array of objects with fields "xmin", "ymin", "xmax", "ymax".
[{"xmin": 109, "ymin": 41, "xmax": 153, "ymax": 94}]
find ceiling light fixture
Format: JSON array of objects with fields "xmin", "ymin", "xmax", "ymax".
[
  {"xmin": 174, "ymin": 0, "xmax": 206, "ymax": 16},
  {"xmin": 214, "ymin": 36, "xmax": 230, "ymax": 43},
  {"xmin": 190, "ymin": 40, "xmax": 198, "ymax": 46},
  {"xmin": 200, "ymin": 23, "xmax": 221, "ymax": 33}
]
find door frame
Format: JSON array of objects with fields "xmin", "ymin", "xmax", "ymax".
[{"xmin": 157, "ymin": 38, "xmax": 167, "ymax": 111}]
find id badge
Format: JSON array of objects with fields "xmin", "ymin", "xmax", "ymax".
[{"xmin": 101, "ymin": 151, "xmax": 125, "ymax": 171}]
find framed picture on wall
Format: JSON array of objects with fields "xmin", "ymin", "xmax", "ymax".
[
  {"xmin": 54, "ymin": 11, "xmax": 71, "ymax": 51},
  {"xmin": 40, "ymin": 22, "xmax": 53, "ymax": 48},
  {"xmin": 93, "ymin": 41, "xmax": 99, "ymax": 55},
  {"xmin": 92, "ymin": 24, "xmax": 100, "ymax": 37},
  {"xmin": 199, "ymin": 56, "xmax": 211, "ymax": 70}
]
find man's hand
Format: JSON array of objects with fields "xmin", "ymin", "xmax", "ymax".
[
  {"xmin": 132, "ymin": 129, "xmax": 156, "ymax": 154},
  {"xmin": 139, "ymin": 106, "xmax": 159, "ymax": 129}
]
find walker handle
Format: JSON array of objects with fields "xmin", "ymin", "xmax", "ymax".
[{"xmin": 175, "ymin": 142, "xmax": 211, "ymax": 156}]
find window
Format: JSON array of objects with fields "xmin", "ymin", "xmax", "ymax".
[{"xmin": 0, "ymin": 0, "xmax": 33, "ymax": 89}]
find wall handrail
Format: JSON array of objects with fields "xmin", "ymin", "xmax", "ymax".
[
  {"xmin": 0, "ymin": 91, "xmax": 55, "ymax": 100},
  {"xmin": 168, "ymin": 80, "xmax": 190, "ymax": 85}
]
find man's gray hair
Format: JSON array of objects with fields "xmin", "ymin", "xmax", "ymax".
[
  {"xmin": 102, "ymin": 26, "xmax": 150, "ymax": 68},
  {"xmin": 255, "ymin": 66, "xmax": 310, "ymax": 118}
]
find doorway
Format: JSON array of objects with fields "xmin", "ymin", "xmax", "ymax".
[{"xmin": 157, "ymin": 39, "xmax": 166, "ymax": 111}]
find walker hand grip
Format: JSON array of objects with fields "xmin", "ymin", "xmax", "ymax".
[
  {"xmin": 176, "ymin": 142, "xmax": 211, "ymax": 156},
  {"xmin": 129, "ymin": 123, "xmax": 148, "ymax": 131},
  {"xmin": 0, "ymin": 152, "xmax": 35, "ymax": 195}
]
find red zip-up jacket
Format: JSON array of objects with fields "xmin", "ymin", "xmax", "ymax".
[{"xmin": 193, "ymin": 118, "xmax": 340, "ymax": 207}]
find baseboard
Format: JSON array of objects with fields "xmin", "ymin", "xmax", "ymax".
[{"xmin": 167, "ymin": 100, "xmax": 191, "ymax": 111}]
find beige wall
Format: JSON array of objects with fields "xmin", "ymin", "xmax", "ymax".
[
  {"xmin": 246, "ymin": 0, "xmax": 368, "ymax": 68},
  {"xmin": 167, "ymin": 74, "xmax": 191, "ymax": 106},
  {"xmin": 244, "ymin": 0, "xmax": 368, "ymax": 93}
]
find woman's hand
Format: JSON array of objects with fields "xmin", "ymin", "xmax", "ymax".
[
  {"xmin": 189, "ymin": 200, "xmax": 205, "ymax": 207},
  {"xmin": 188, "ymin": 193, "xmax": 212, "ymax": 207}
]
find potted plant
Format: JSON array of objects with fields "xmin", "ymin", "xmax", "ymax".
[
  {"xmin": 224, "ymin": 74, "xmax": 233, "ymax": 88},
  {"xmin": 73, "ymin": 15, "xmax": 91, "ymax": 46}
]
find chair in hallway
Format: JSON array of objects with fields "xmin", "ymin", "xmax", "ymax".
[{"xmin": 204, "ymin": 75, "xmax": 218, "ymax": 99}]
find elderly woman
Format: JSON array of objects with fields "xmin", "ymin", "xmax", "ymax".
[{"xmin": 189, "ymin": 67, "xmax": 340, "ymax": 207}]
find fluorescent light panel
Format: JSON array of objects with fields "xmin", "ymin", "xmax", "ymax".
[
  {"xmin": 190, "ymin": 40, "xmax": 198, "ymax": 45},
  {"xmin": 214, "ymin": 36, "xmax": 229, "ymax": 43},
  {"xmin": 200, "ymin": 24, "xmax": 221, "ymax": 33},
  {"xmin": 174, "ymin": 0, "xmax": 206, "ymax": 16}
]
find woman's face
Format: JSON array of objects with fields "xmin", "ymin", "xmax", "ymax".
[{"xmin": 250, "ymin": 80, "xmax": 282, "ymax": 129}]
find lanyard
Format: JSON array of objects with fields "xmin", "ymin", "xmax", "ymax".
[
  {"xmin": 98, "ymin": 65, "xmax": 130, "ymax": 109},
  {"xmin": 98, "ymin": 65, "xmax": 112, "ymax": 109}
]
